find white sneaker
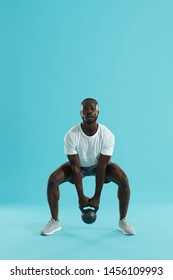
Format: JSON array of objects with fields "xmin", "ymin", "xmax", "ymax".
[
  {"xmin": 41, "ymin": 218, "xmax": 62, "ymax": 236},
  {"xmin": 118, "ymin": 217, "xmax": 135, "ymax": 235}
]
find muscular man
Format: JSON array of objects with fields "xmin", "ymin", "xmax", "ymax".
[{"xmin": 41, "ymin": 98, "xmax": 135, "ymax": 235}]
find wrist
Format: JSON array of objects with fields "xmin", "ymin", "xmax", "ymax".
[
  {"xmin": 78, "ymin": 192, "xmax": 84, "ymax": 198},
  {"xmin": 94, "ymin": 193, "xmax": 100, "ymax": 199}
]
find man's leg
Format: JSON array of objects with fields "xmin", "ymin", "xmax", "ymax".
[
  {"xmin": 47, "ymin": 162, "xmax": 73, "ymax": 220},
  {"xmin": 106, "ymin": 163, "xmax": 135, "ymax": 234},
  {"xmin": 41, "ymin": 162, "xmax": 73, "ymax": 235},
  {"xmin": 106, "ymin": 163, "xmax": 130, "ymax": 219}
]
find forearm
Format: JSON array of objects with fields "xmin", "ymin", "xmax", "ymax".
[
  {"xmin": 94, "ymin": 154, "xmax": 111, "ymax": 198},
  {"xmin": 67, "ymin": 154, "xmax": 84, "ymax": 198},
  {"xmin": 94, "ymin": 165, "xmax": 106, "ymax": 198},
  {"xmin": 71, "ymin": 166, "xmax": 84, "ymax": 197}
]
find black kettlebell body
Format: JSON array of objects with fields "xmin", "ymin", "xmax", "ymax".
[{"xmin": 80, "ymin": 206, "xmax": 98, "ymax": 224}]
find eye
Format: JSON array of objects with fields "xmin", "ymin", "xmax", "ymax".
[{"xmin": 91, "ymin": 105, "xmax": 97, "ymax": 111}]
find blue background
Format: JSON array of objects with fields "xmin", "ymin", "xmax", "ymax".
[{"xmin": 1, "ymin": 0, "xmax": 173, "ymax": 260}]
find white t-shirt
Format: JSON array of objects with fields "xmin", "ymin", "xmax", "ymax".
[{"xmin": 64, "ymin": 123, "xmax": 115, "ymax": 167}]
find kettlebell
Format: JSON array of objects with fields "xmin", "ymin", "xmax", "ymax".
[{"xmin": 79, "ymin": 206, "xmax": 99, "ymax": 224}]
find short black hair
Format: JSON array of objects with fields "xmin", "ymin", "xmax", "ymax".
[{"xmin": 81, "ymin": 98, "xmax": 98, "ymax": 105}]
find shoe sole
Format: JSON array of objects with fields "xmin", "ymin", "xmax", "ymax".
[
  {"xmin": 118, "ymin": 226, "xmax": 135, "ymax": 235},
  {"xmin": 41, "ymin": 226, "xmax": 62, "ymax": 236}
]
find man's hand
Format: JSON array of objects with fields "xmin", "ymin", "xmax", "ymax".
[
  {"xmin": 78, "ymin": 195, "xmax": 90, "ymax": 208},
  {"xmin": 89, "ymin": 195, "xmax": 100, "ymax": 209}
]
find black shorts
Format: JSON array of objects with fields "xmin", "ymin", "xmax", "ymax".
[{"xmin": 69, "ymin": 165, "xmax": 111, "ymax": 184}]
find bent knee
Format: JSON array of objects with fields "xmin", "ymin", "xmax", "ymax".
[
  {"xmin": 119, "ymin": 174, "xmax": 129, "ymax": 188},
  {"xmin": 48, "ymin": 174, "xmax": 58, "ymax": 188}
]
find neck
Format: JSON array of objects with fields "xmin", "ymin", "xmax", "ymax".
[{"xmin": 81, "ymin": 122, "xmax": 98, "ymax": 136}]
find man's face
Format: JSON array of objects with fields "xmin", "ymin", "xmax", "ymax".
[{"xmin": 80, "ymin": 101, "xmax": 99, "ymax": 124}]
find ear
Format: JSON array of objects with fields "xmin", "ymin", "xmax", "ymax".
[
  {"xmin": 96, "ymin": 104, "xmax": 99, "ymax": 116},
  {"xmin": 96, "ymin": 110, "xmax": 99, "ymax": 117},
  {"xmin": 80, "ymin": 104, "xmax": 84, "ymax": 117}
]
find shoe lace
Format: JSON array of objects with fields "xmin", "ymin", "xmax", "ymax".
[
  {"xmin": 123, "ymin": 218, "xmax": 130, "ymax": 227},
  {"xmin": 48, "ymin": 218, "xmax": 55, "ymax": 225}
]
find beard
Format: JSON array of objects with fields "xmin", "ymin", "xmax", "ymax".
[{"xmin": 83, "ymin": 114, "xmax": 98, "ymax": 124}]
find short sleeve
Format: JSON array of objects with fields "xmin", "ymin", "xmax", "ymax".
[
  {"xmin": 64, "ymin": 132, "xmax": 78, "ymax": 155},
  {"xmin": 101, "ymin": 131, "xmax": 115, "ymax": 156}
]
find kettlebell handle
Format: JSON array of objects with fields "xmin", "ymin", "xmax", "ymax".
[{"xmin": 79, "ymin": 205, "xmax": 99, "ymax": 213}]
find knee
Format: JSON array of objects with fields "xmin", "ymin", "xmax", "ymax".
[
  {"xmin": 119, "ymin": 174, "xmax": 129, "ymax": 189},
  {"xmin": 48, "ymin": 174, "xmax": 58, "ymax": 189}
]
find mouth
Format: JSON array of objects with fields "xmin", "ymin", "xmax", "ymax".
[
  {"xmin": 85, "ymin": 116, "xmax": 94, "ymax": 121},
  {"xmin": 84, "ymin": 115, "xmax": 95, "ymax": 123},
  {"xmin": 86, "ymin": 114, "xmax": 94, "ymax": 119}
]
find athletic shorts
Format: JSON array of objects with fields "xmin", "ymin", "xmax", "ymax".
[{"xmin": 69, "ymin": 165, "xmax": 111, "ymax": 184}]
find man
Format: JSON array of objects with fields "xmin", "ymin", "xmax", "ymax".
[{"xmin": 41, "ymin": 98, "xmax": 135, "ymax": 235}]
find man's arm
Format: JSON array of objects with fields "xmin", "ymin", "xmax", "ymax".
[
  {"xmin": 90, "ymin": 154, "xmax": 111, "ymax": 208},
  {"xmin": 67, "ymin": 154, "xmax": 89, "ymax": 208}
]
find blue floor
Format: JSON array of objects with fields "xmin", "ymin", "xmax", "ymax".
[{"xmin": 0, "ymin": 200, "xmax": 173, "ymax": 260}]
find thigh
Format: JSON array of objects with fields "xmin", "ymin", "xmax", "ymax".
[
  {"xmin": 105, "ymin": 162, "xmax": 127, "ymax": 184},
  {"xmin": 50, "ymin": 162, "xmax": 73, "ymax": 185}
]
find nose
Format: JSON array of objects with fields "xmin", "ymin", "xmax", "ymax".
[{"xmin": 86, "ymin": 107, "xmax": 92, "ymax": 114}]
